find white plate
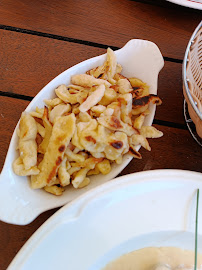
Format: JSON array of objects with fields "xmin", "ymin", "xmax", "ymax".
[
  {"xmin": 7, "ymin": 169, "xmax": 202, "ymax": 270},
  {"xmin": 166, "ymin": 0, "xmax": 202, "ymax": 10},
  {"xmin": 0, "ymin": 39, "xmax": 164, "ymax": 225}
]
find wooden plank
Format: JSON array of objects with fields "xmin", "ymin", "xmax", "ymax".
[
  {"xmin": 1, "ymin": 96, "xmax": 201, "ymax": 173},
  {"xmin": 0, "ymin": 123, "xmax": 202, "ymax": 269},
  {"xmin": 0, "ymin": 208, "xmax": 59, "ymax": 270},
  {"xmin": 0, "ymin": 30, "xmax": 105, "ymax": 96},
  {"xmin": 0, "ymin": 0, "xmax": 201, "ymax": 60},
  {"xmin": 0, "ymin": 97, "xmax": 29, "ymax": 171},
  {"xmin": 1, "ymin": 97, "xmax": 202, "ymax": 269},
  {"xmin": 0, "ymin": 30, "xmax": 185, "ymax": 125},
  {"xmin": 121, "ymin": 124, "xmax": 202, "ymax": 175},
  {"xmin": 156, "ymin": 60, "xmax": 185, "ymax": 125}
]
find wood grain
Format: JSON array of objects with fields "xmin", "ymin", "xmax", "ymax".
[
  {"xmin": 1, "ymin": 1, "xmax": 202, "ymax": 269},
  {"xmin": 1, "ymin": 96, "xmax": 201, "ymax": 173},
  {"xmin": 0, "ymin": 0, "xmax": 201, "ymax": 59},
  {"xmin": 0, "ymin": 122, "xmax": 202, "ymax": 269},
  {"xmin": 0, "ymin": 96, "xmax": 29, "ymax": 170},
  {"xmin": 0, "ymin": 30, "xmax": 105, "ymax": 95},
  {"xmin": 121, "ymin": 124, "xmax": 202, "ymax": 175},
  {"xmin": 155, "ymin": 60, "xmax": 185, "ymax": 125},
  {"xmin": 0, "ymin": 208, "xmax": 59, "ymax": 270},
  {"xmin": 0, "ymin": 30, "xmax": 185, "ymax": 125},
  {"xmin": 1, "ymin": 98, "xmax": 202, "ymax": 270}
]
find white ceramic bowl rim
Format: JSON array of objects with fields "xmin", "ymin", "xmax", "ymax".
[
  {"xmin": 0, "ymin": 39, "xmax": 164, "ymax": 225},
  {"xmin": 7, "ymin": 169, "xmax": 202, "ymax": 270}
]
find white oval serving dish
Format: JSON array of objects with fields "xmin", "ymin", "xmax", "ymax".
[
  {"xmin": 0, "ymin": 39, "xmax": 164, "ymax": 225},
  {"xmin": 7, "ymin": 169, "xmax": 202, "ymax": 270}
]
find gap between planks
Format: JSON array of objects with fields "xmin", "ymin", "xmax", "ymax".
[
  {"xmin": 0, "ymin": 91, "xmax": 187, "ymax": 130},
  {"xmin": 0, "ymin": 24, "xmax": 182, "ymax": 64},
  {"xmin": 0, "ymin": 23, "xmax": 185, "ymax": 130}
]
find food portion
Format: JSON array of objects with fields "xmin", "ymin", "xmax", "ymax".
[
  {"xmin": 13, "ymin": 48, "xmax": 163, "ymax": 195},
  {"xmin": 103, "ymin": 247, "xmax": 202, "ymax": 270}
]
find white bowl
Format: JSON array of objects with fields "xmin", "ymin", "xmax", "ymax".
[
  {"xmin": 7, "ymin": 169, "xmax": 202, "ymax": 270},
  {"xmin": 0, "ymin": 39, "xmax": 164, "ymax": 225}
]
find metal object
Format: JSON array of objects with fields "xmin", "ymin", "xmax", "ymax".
[
  {"xmin": 183, "ymin": 21, "xmax": 202, "ymax": 142},
  {"xmin": 184, "ymin": 100, "xmax": 202, "ymax": 147}
]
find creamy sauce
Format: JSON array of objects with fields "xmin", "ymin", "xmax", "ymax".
[{"xmin": 103, "ymin": 247, "xmax": 202, "ymax": 270}]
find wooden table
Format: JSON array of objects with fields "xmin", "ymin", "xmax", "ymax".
[{"xmin": 0, "ymin": 0, "xmax": 201, "ymax": 268}]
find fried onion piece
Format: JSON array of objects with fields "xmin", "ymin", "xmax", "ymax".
[
  {"xmin": 96, "ymin": 159, "xmax": 111, "ymax": 175},
  {"xmin": 44, "ymin": 185, "xmax": 65, "ymax": 196},
  {"xmin": 31, "ymin": 114, "xmax": 76, "ymax": 189},
  {"xmin": 79, "ymin": 121, "xmax": 106, "ymax": 153},
  {"xmin": 38, "ymin": 107, "xmax": 53, "ymax": 154},
  {"xmin": 29, "ymin": 107, "xmax": 44, "ymax": 119},
  {"xmin": 71, "ymin": 74, "xmax": 111, "ymax": 87},
  {"xmin": 49, "ymin": 104, "xmax": 71, "ymax": 124},
  {"xmin": 140, "ymin": 126, "xmax": 163, "ymax": 138},
  {"xmin": 72, "ymin": 167, "xmax": 90, "ymax": 188},
  {"xmin": 78, "ymin": 111, "xmax": 92, "ymax": 122},
  {"xmin": 72, "ymin": 103, "xmax": 80, "ymax": 115},
  {"xmin": 19, "ymin": 140, "xmax": 38, "ymax": 170},
  {"xmin": 44, "ymin": 98, "xmax": 63, "ymax": 108},
  {"xmin": 71, "ymin": 126, "xmax": 84, "ymax": 150},
  {"xmin": 129, "ymin": 134, "xmax": 151, "ymax": 151},
  {"xmin": 68, "ymin": 84, "xmax": 85, "ymax": 91},
  {"xmin": 36, "ymin": 122, "xmax": 45, "ymax": 138},
  {"xmin": 87, "ymin": 64, "xmax": 107, "ymax": 80},
  {"xmin": 129, "ymin": 78, "xmax": 149, "ymax": 96},
  {"xmin": 15, "ymin": 112, "xmax": 38, "ymax": 172},
  {"xmin": 132, "ymin": 94, "xmax": 162, "ymax": 116},
  {"xmin": 104, "ymin": 131, "xmax": 129, "ymax": 161},
  {"xmin": 65, "ymin": 148, "xmax": 85, "ymax": 163},
  {"xmin": 58, "ymin": 157, "xmax": 70, "ymax": 187},
  {"xmin": 78, "ymin": 177, "xmax": 91, "ymax": 188},
  {"xmin": 115, "ymin": 64, "xmax": 123, "ymax": 74},
  {"xmin": 71, "ymin": 157, "xmax": 103, "ymax": 169},
  {"xmin": 128, "ymin": 145, "xmax": 142, "ymax": 159},
  {"xmin": 55, "ymin": 84, "xmax": 88, "ymax": 104},
  {"xmin": 133, "ymin": 94, "xmax": 162, "ymax": 108},
  {"xmin": 98, "ymin": 86, "xmax": 117, "ymax": 106},
  {"xmin": 79, "ymin": 84, "xmax": 106, "ymax": 112},
  {"xmin": 106, "ymin": 47, "xmax": 117, "ymax": 84},
  {"xmin": 132, "ymin": 104, "xmax": 149, "ymax": 116},
  {"xmin": 133, "ymin": 114, "xmax": 145, "ymax": 130},
  {"xmin": 91, "ymin": 105, "xmax": 106, "ymax": 117},
  {"xmin": 19, "ymin": 112, "xmax": 37, "ymax": 141},
  {"xmin": 87, "ymin": 166, "xmax": 100, "ymax": 176},
  {"xmin": 98, "ymin": 115, "xmax": 135, "ymax": 136},
  {"xmin": 118, "ymin": 93, "xmax": 133, "ymax": 125},
  {"xmin": 114, "ymin": 73, "xmax": 127, "ymax": 81},
  {"xmin": 117, "ymin": 78, "xmax": 133, "ymax": 94},
  {"xmin": 13, "ymin": 157, "xmax": 40, "ymax": 176},
  {"xmin": 101, "ymin": 108, "xmax": 114, "ymax": 116}
]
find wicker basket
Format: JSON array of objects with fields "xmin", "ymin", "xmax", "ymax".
[{"xmin": 183, "ymin": 21, "xmax": 202, "ymax": 140}]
